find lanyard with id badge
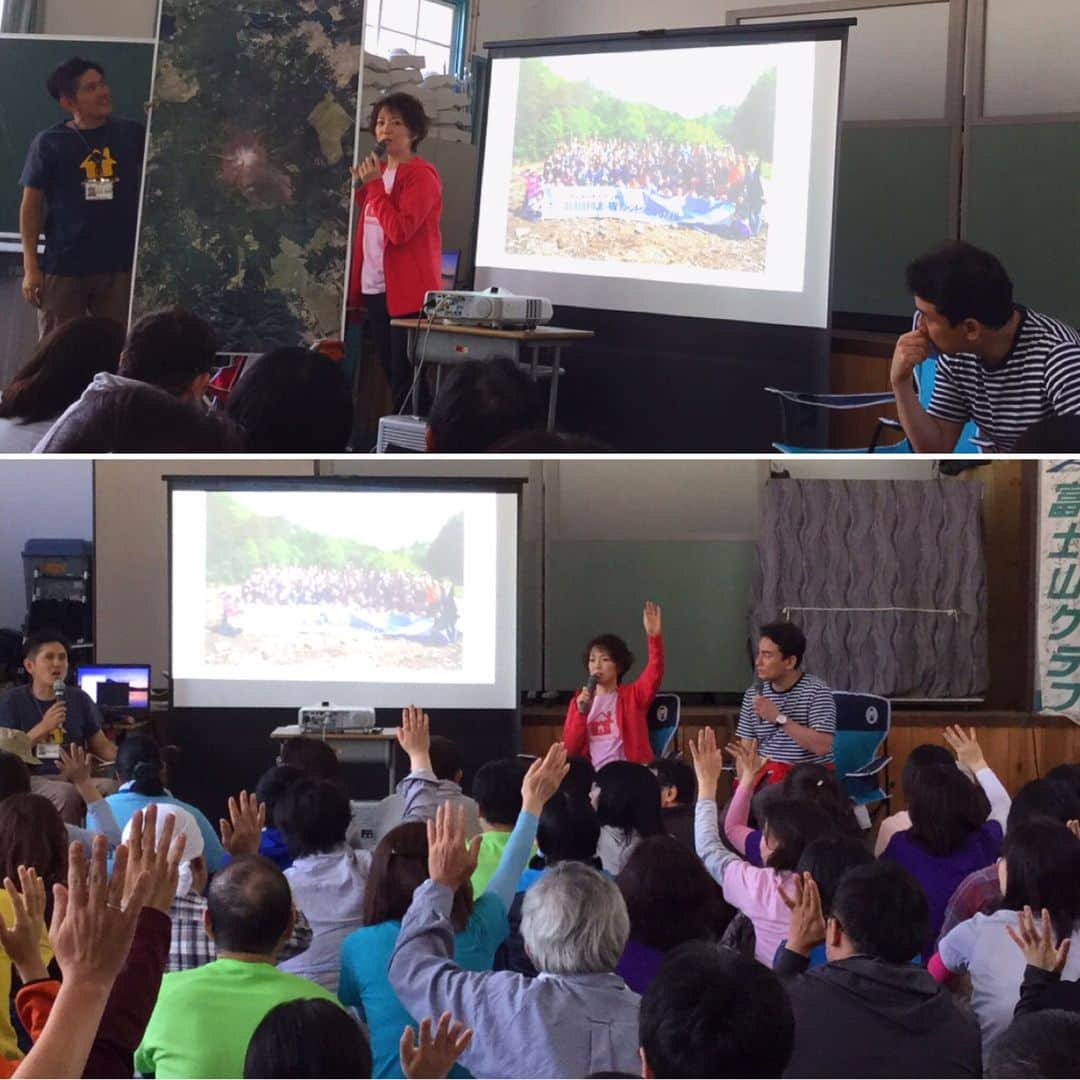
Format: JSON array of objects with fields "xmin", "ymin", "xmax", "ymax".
[{"xmin": 74, "ymin": 123, "xmax": 117, "ymax": 202}]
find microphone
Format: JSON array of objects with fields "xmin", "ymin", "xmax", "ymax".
[
  {"xmin": 577, "ymin": 674, "xmax": 599, "ymax": 714},
  {"xmin": 52, "ymin": 679, "xmax": 66, "ymax": 704},
  {"xmin": 374, "ymin": 140, "xmax": 389, "ymax": 160}
]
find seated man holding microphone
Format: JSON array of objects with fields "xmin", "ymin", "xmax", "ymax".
[{"xmin": 0, "ymin": 629, "xmax": 117, "ymax": 822}]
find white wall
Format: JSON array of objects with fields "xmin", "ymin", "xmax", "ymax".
[
  {"xmin": 40, "ymin": 0, "xmax": 157, "ymax": 38},
  {"xmin": 0, "ymin": 460, "xmax": 92, "ymax": 632}
]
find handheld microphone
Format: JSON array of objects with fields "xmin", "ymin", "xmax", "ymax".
[
  {"xmin": 577, "ymin": 674, "xmax": 599, "ymax": 714},
  {"xmin": 374, "ymin": 140, "xmax": 389, "ymax": 159},
  {"xmin": 52, "ymin": 679, "xmax": 66, "ymax": 704}
]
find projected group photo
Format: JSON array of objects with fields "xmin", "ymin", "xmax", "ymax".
[
  {"xmin": 199, "ymin": 492, "xmax": 465, "ymax": 675},
  {"xmin": 506, "ymin": 51, "xmax": 775, "ymax": 272}
]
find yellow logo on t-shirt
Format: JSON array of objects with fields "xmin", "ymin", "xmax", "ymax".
[{"xmin": 80, "ymin": 147, "xmax": 117, "ymax": 180}]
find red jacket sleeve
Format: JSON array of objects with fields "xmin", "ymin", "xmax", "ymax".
[
  {"xmin": 82, "ymin": 907, "xmax": 171, "ymax": 1079},
  {"xmin": 563, "ymin": 696, "xmax": 588, "ymax": 758},
  {"xmin": 629, "ymin": 634, "xmax": 665, "ymax": 709},
  {"xmin": 13, "ymin": 979, "xmax": 59, "ymax": 1047},
  {"xmin": 363, "ymin": 166, "xmax": 441, "ymax": 247}
]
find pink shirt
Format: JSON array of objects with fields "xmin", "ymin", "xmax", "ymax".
[
  {"xmin": 586, "ymin": 691, "xmax": 624, "ymax": 769},
  {"xmin": 360, "ymin": 167, "xmax": 397, "ymax": 295}
]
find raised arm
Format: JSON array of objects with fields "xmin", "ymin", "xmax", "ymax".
[
  {"xmin": 943, "ymin": 726, "xmax": 1010, "ymax": 828},
  {"xmin": 690, "ymin": 728, "xmax": 741, "ymax": 882},
  {"xmin": 629, "ymin": 602, "xmax": 665, "ymax": 707},
  {"xmin": 721, "ymin": 739, "xmax": 766, "ymax": 857}
]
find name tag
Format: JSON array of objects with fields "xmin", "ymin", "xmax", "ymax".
[
  {"xmin": 84, "ymin": 179, "xmax": 115, "ymax": 201},
  {"xmin": 35, "ymin": 743, "xmax": 60, "ymax": 760}
]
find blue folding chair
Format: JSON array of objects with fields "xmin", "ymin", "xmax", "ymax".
[
  {"xmin": 831, "ymin": 691, "xmax": 891, "ymax": 827},
  {"xmin": 767, "ymin": 314, "xmax": 981, "ymax": 453},
  {"xmin": 647, "ymin": 693, "xmax": 681, "ymax": 758}
]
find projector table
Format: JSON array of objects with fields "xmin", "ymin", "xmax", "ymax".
[{"xmin": 390, "ymin": 320, "xmax": 595, "ymax": 430}]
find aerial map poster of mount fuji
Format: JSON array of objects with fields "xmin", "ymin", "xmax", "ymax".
[{"xmin": 132, "ymin": 0, "xmax": 365, "ymax": 351}]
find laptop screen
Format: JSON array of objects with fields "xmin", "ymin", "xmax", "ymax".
[
  {"xmin": 441, "ymin": 250, "xmax": 461, "ymax": 290},
  {"xmin": 75, "ymin": 665, "xmax": 151, "ymax": 711}
]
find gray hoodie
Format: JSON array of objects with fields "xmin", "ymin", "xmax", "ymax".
[
  {"xmin": 782, "ymin": 954, "xmax": 982, "ymax": 1078},
  {"xmin": 33, "ymin": 371, "xmax": 158, "ymax": 452}
]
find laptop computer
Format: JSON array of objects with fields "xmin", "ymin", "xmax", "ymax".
[{"xmin": 75, "ymin": 664, "xmax": 151, "ymax": 712}]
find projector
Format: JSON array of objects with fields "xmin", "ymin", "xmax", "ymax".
[
  {"xmin": 422, "ymin": 289, "xmax": 554, "ymax": 328},
  {"xmin": 298, "ymin": 705, "xmax": 377, "ymax": 733}
]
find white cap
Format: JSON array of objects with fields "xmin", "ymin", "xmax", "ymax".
[{"xmin": 121, "ymin": 802, "xmax": 204, "ymax": 864}]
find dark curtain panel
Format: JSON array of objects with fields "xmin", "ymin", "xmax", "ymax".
[{"xmin": 750, "ymin": 478, "xmax": 989, "ymax": 698}]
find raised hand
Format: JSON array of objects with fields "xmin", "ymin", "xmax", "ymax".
[
  {"xmin": 943, "ymin": 725, "xmax": 987, "ymax": 774},
  {"xmin": 1006, "ymin": 905, "xmax": 1071, "ymax": 974},
  {"xmin": 643, "ymin": 601, "xmax": 662, "ymax": 637},
  {"xmin": 779, "ymin": 871, "xmax": 827, "ymax": 957},
  {"xmin": 427, "ymin": 803, "xmax": 481, "ymax": 891},
  {"xmin": 400, "ymin": 1012, "xmax": 474, "ymax": 1080},
  {"xmin": 219, "ymin": 790, "xmax": 265, "ymax": 857},
  {"xmin": 122, "ymin": 804, "xmax": 186, "ymax": 915},
  {"xmin": 57, "ymin": 744, "xmax": 92, "ymax": 786},
  {"xmin": 49, "ymin": 833, "xmax": 151, "ymax": 989},
  {"xmin": 397, "ymin": 706, "xmax": 433, "ymax": 771},
  {"xmin": 688, "ymin": 726, "xmax": 724, "ymax": 800},
  {"xmin": 0, "ymin": 866, "xmax": 49, "ymax": 984},
  {"xmin": 521, "ymin": 742, "xmax": 569, "ymax": 817},
  {"xmin": 724, "ymin": 738, "xmax": 765, "ymax": 788}
]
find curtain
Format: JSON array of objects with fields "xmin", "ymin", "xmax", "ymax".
[
  {"xmin": 750, "ymin": 478, "xmax": 989, "ymax": 698},
  {"xmin": 0, "ymin": 0, "xmax": 40, "ymax": 33}
]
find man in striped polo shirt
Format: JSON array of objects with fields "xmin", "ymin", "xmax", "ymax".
[
  {"xmin": 736, "ymin": 621, "xmax": 835, "ymax": 786},
  {"xmin": 890, "ymin": 241, "xmax": 1080, "ymax": 452}
]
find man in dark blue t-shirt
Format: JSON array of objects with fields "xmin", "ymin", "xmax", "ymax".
[
  {"xmin": 0, "ymin": 629, "xmax": 117, "ymax": 823},
  {"xmin": 19, "ymin": 56, "xmax": 145, "ymax": 338}
]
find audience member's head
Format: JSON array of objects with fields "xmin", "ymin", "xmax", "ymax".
[
  {"xmin": 428, "ymin": 735, "xmax": 464, "ymax": 784},
  {"xmin": 828, "ymin": 861, "xmax": 928, "ymax": 964},
  {"xmin": 1043, "ymin": 763, "xmax": 1080, "ymax": 802},
  {"xmin": 122, "ymin": 802, "xmax": 207, "ymax": 896},
  {"xmin": 486, "ymin": 429, "xmax": 614, "ymax": 453},
  {"xmin": 536, "ymin": 790, "xmax": 601, "ymax": 866},
  {"xmin": 987, "ymin": 1010, "xmax": 1080, "ymax": 1079},
  {"xmin": 560, "ymin": 754, "xmax": 596, "ymax": 802},
  {"xmin": 639, "ymin": 942, "xmax": 795, "ymax": 1078},
  {"xmin": 1000, "ymin": 819, "xmax": 1080, "ymax": 942},
  {"xmin": 780, "ymin": 764, "xmax": 859, "ymax": 834},
  {"xmin": 363, "ymin": 821, "xmax": 472, "ymax": 931},
  {"xmin": 900, "ymin": 743, "xmax": 955, "ymax": 802},
  {"xmin": 616, "ymin": 835, "xmax": 730, "ymax": 952},
  {"xmin": 1015, "ymin": 415, "xmax": 1080, "ymax": 453},
  {"xmin": 275, "ymin": 778, "xmax": 351, "ymax": 860},
  {"xmin": 0, "ymin": 750, "xmax": 31, "ymax": 800},
  {"xmin": 0, "ymin": 793, "xmax": 68, "ymax": 913},
  {"xmin": 115, "ymin": 734, "xmax": 167, "ymax": 796},
  {"xmin": 425, "ymin": 356, "xmax": 543, "ymax": 452},
  {"xmin": 759, "ymin": 799, "xmax": 834, "ymax": 872},
  {"xmin": 1007, "ymin": 777, "xmax": 1080, "ymax": 833},
  {"xmin": 277, "ymin": 737, "xmax": 349, "ymax": 795},
  {"xmin": 593, "ymin": 762, "xmax": 664, "ymax": 842},
  {"xmin": 0, "ymin": 316, "xmax": 123, "ymax": 424},
  {"xmin": 254, "ymin": 764, "xmax": 304, "ymax": 831},
  {"xmin": 120, "ymin": 308, "xmax": 218, "ymax": 399},
  {"xmin": 582, "ymin": 633, "xmax": 634, "ymax": 684},
  {"xmin": 650, "ymin": 756, "xmax": 696, "ymax": 808},
  {"xmin": 473, "ymin": 757, "xmax": 527, "ymax": 829},
  {"xmin": 906, "ymin": 763, "xmax": 990, "ymax": 856},
  {"xmin": 244, "ymin": 998, "xmax": 372, "ymax": 1078},
  {"xmin": 906, "ymin": 240, "xmax": 1014, "ymax": 329},
  {"xmin": 205, "ymin": 855, "xmax": 294, "ymax": 956},
  {"xmin": 46, "ymin": 382, "xmax": 240, "ymax": 452},
  {"xmin": 795, "ymin": 833, "xmax": 875, "ymax": 915},
  {"xmin": 225, "ymin": 347, "xmax": 352, "ymax": 453},
  {"xmin": 520, "ymin": 861, "xmax": 629, "ymax": 975}
]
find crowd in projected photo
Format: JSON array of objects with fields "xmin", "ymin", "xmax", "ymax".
[
  {"xmin": 201, "ymin": 494, "xmax": 464, "ymax": 673},
  {"xmin": 507, "ymin": 54, "xmax": 776, "ymax": 272}
]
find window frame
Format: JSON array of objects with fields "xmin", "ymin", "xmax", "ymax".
[{"xmin": 365, "ymin": 0, "xmax": 469, "ymax": 76}]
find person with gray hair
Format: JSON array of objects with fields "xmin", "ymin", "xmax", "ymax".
[{"xmin": 389, "ymin": 801, "xmax": 641, "ymax": 1078}]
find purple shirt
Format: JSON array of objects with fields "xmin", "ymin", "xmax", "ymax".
[
  {"xmin": 615, "ymin": 938, "xmax": 665, "ymax": 995},
  {"xmin": 881, "ymin": 820, "xmax": 1003, "ymax": 960}
]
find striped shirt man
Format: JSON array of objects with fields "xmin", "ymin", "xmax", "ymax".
[
  {"xmin": 927, "ymin": 307, "xmax": 1080, "ymax": 452},
  {"xmin": 736, "ymin": 673, "xmax": 836, "ymax": 765}
]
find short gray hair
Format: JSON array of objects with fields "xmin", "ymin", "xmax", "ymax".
[{"xmin": 520, "ymin": 861, "xmax": 629, "ymax": 975}]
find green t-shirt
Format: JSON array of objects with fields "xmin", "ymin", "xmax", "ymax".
[
  {"xmin": 134, "ymin": 957, "xmax": 341, "ymax": 1078},
  {"xmin": 469, "ymin": 830, "xmax": 513, "ymax": 895}
]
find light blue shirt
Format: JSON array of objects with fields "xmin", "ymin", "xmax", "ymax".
[{"xmin": 105, "ymin": 790, "xmax": 227, "ymax": 872}]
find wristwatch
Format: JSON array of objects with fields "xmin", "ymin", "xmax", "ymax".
[{"xmin": 775, "ymin": 713, "xmax": 789, "ymax": 726}]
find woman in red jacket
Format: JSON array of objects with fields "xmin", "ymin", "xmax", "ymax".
[
  {"xmin": 563, "ymin": 601, "xmax": 664, "ymax": 767},
  {"xmin": 348, "ymin": 92, "xmax": 442, "ymax": 413}
]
